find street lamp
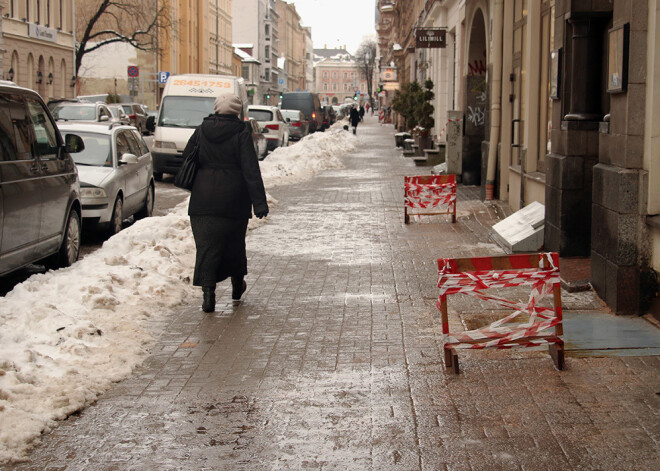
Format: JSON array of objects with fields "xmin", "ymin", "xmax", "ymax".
[
  {"xmin": 36, "ymin": 71, "xmax": 43, "ymax": 84},
  {"xmin": 6, "ymin": 68, "xmax": 14, "ymax": 81},
  {"xmin": 70, "ymin": 76, "xmax": 77, "ymax": 88},
  {"xmin": 47, "ymin": 73, "xmax": 53, "ymax": 85}
]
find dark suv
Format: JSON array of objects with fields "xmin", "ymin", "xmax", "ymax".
[{"xmin": 0, "ymin": 81, "xmax": 85, "ymax": 276}]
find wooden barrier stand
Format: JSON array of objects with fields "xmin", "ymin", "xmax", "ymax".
[
  {"xmin": 404, "ymin": 174, "xmax": 457, "ymax": 224},
  {"xmin": 437, "ymin": 252, "xmax": 564, "ymax": 374}
]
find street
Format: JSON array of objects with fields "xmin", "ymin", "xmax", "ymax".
[{"xmin": 4, "ymin": 116, "xmax": 660, "ymax": 470}]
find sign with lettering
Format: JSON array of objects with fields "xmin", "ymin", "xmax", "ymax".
[
  {"xmin": 28, "ymin": 24, "xmax": 57, "ymax": 43},
  {"xmin": 415, "ymin": 28, "xmax": 447, "ymax": 49}
]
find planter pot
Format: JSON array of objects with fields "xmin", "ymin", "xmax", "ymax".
[{"xmin": 415, "ymin": 134, "xmax": 432, "ymax": 154}]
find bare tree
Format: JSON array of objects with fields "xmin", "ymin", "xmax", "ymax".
[
  {"xmin": 355, "ymin": 39, "xmax": 377, "ymax": 105},
  {"xmin": 75, "ymin": 0, "xmax": 173, "ymax": 77}
]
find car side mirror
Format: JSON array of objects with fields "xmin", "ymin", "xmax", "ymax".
[
  {"xmin": 100, "ymin": 115, "xmax": 110, "ymax": 122},
  {"xmin": 286, "ymin": 118, "xmax": 291, "ymax": 122},
  {"xmin": 64, "ymin": 134, "xmax": 85, "ymax": 153},
  {"xmin": 120, "ymin": 153, "xmax": 139, "ymax": 165},
  {"xmin": 146, "ymin": 115, "xmax": 155, "ymax": 132}
]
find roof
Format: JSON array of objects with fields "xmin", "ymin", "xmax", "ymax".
[
  {"xmin": 313, "ymin": 48, "xmax": 352, "ymax": 59},
  {"xmin": 57, "ymin": 122, "xmax": 136, "ymax": 134},
  {"xmin": 234, "ymin": 47, "xmax": 261, "ymax": 64}
]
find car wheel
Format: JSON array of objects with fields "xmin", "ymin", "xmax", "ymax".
[
  {"xmin": 60, "ymin": 209, "xmax": 81, "ymax": 267},
  {"xmin": 46, "ymin": 209, "xmax": 81, "ymax": 269},
  {"xmin": 109, "ymin": 197, "xmax": 123, "ymax": 236},
  {"xmin": 136, "ymin": 183, "xmax": 154, "ymax": 219},
  {"xmin": 153, "ymin": 172, "xmax": 163, "ymax": 182}
]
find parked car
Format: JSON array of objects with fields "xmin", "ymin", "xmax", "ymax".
[
  {"xmin": 107, "ymin": 104, "xmax": 131, "ymax": 125},
  {"xmin": 280, "ymin": 92, "xmax": 323, "ymax": 133},
  {"xmin": 248, "ymin": 117, "xmax": 268, "ymax": 160},
  {"xmin": 57, "ymin": 122, "xmax": 155, "ymax": 236},
  {"xmin": 51, "ymin": 101, "xmax": 113, "ymax": 123},
  {"xmin": 248, "ymin": 105, "xmax": 289, "ymax": 151},
  {"xmin": 120, "ymin": 103, "xmax": 149, "ymax": 135},
  {"xmin": 0, "ymin": 81, "xmax": 84, "ymax": 276},
  {"xmin": 280, "ymin": 109, "xmax": 309, "ymax": 141}
]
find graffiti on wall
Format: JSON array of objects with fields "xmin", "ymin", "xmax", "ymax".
[{"xmin": 468, "ymin": 51, "xmax": 487, "ymax": 76}]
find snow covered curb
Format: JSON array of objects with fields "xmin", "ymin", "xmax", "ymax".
[{"xmin": 0, "ymin": 126, "xmax": 357, "ymax": 462}]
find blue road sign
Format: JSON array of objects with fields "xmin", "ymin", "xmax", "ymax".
[{"xmin": 158, "ymin": 71, "xmax": 170, "ymax": 84}]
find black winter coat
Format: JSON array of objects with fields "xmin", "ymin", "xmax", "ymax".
[{"xmin": 186, "ymin": 114, "xmax": 268, "ymax": 219}]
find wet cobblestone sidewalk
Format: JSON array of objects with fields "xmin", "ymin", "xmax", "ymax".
[{"xmin": 8, "ymin": 117, "xmax": 660, "ymax": 470}]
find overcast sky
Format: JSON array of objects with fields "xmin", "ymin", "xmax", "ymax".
[{"xmin": 289, "ymin": 0, "xmax": 377, "ymax": 54}]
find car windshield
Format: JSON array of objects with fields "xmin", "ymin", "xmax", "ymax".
[
  {"xmin": 68, "ymin": 132, "xmax": 112, "ymax": 167},
  {"xmin": 121, "ymin": 105, "xmax": 132, "ymax": 114},
  {"xmin": 108, "ymin": 107, "xmax": 122, "ymax": 118},
  {"xmin": 52, "ymin": 105, "xmax": 96, "ymax": 121},
  {"xmin": 249, "ymin": 109, "xmax": 273, "ymax": 122},
  {"xmin": 158, "ymin": 96, "xmax": 215, "ymax": 128}
]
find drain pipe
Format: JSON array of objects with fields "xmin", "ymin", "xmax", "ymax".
[{"xmin": 485, "ymin": 0, "xmax": 504, "ymax": 200}]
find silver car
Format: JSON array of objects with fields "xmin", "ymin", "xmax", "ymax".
[{"xmin": 57, "ymin": 122, "xmax": 155, "ymax": 236}]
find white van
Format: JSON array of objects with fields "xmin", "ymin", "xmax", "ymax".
[{"xmin": 150, "ymin": 74, "xmax": 248, "ymax": 180}]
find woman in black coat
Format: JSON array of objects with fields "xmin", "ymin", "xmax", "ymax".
[
  {"xmin": 182, "ymin": 92, "xmax": 268, "ymax": 312},
  {"xmin": 349, "ymin": 105, "xmax": 360, "ymax": 135}
]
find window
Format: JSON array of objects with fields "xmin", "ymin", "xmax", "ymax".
[
  {"xmin": 116, "ymin": 131, "xmax": 132, "ymax": 158},
  {"xmin": 26, "ymin": 97, "xmax": 59, "ymax": 160},
  {"xmin": 332, "ymin": 72, "xmax": 337, "ymax": 79},
  {"xmin": 351, "ymin": 72, "xmax": 355, "ymax": 78},
  {"xmin": 0, "ymin": 96, "xmax": 18, "ymax": 161},
  {"xmin": 344, "ymin": 72, "xmax": 348, "ymax": 79},
  {"xmin": 333, "ymin": 83, "xmax": 337, "ymax": 91},
  {"xmin": 323, "ymin": 83, "xmax": 328, "ymax": 91},
  {"xmin": 242, "ymin": 65, "xmax": 249, "ymax": 80},
  {"xmin": 323, "ymin": 71, "xmax": 328, "ymax": 79}
]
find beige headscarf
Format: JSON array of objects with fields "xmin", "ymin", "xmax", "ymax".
[{"xmin": 214, "ymin": 93, "xmax": 242, "ymax": 116}]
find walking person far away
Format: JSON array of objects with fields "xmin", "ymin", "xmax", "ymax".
[
  {"xmin": 349, "ymin": 104, "xmax": 360, "ymax": 135},
  {"xmin": 182, "ymin": 92, "xmax": 269, "ymax": 313}
]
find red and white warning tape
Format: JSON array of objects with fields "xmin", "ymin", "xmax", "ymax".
[{"xmin": 437, "ymin": 253, "xmax": 561, "ymax": 349}]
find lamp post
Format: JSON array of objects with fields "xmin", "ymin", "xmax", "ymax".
[
  {"xmin": 7, "ymin": 68, "xmax": 14, "ymax": 81},
  {"xmin": 36, "ymin": 71, "xmax": 43, "ymax": 84}
]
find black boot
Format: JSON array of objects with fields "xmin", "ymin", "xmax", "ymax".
[
  {"xmin": 202, "ymin": 285, "xmax": 216, "ymax": 312},
  {"xmin": 231, "ymin": 276, "xmax": 247, "ymax": 301}
]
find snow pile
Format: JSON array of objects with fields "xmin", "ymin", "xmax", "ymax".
[
  {"xmin": 260, "ymin": 125, "xmax": 355, "ymax": 187},
  {"xmin": 0, "ymin": 127, "xmax": 357, "ymax": 463}
]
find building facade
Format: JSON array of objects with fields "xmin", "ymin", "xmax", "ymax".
[
  {"xmin": 314, "ymin": 48, "xmax": 368, "ymax": 105},
  {"xmin": 276, "ymin": 0, "xmax": 305, "ymax": 93},
  {"xmin": 304, "ymin": 27, "xmax": 314, "ymax": 91},
  {"xmin": 1, "ymin": 0, "xmax": 77, "ymax": 100},
  {"xmin": 377, "ymin": 0, "xmax": 660, "ymax": 316}
]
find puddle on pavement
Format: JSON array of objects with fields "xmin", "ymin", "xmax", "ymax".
[{"xmin": 563, "ymin": 311, "xmax": 660, "ymax": 356}]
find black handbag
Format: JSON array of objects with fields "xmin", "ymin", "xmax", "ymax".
[{"xmin": 174, "ymin": 132, "xmax": 200, "ymax": 191}]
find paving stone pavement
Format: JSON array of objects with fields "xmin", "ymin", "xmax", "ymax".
[{"xmin": 7, "ymin": 116, "xmax": 660, "ymax": 470}]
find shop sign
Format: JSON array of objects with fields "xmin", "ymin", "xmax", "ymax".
[
  {"xmin": 415, "ymin": 28, "xmax": 446, "ymax": 48},
  {"xmin": 380, "ymin": 67, "xmax": 397, "ymax": 82}
]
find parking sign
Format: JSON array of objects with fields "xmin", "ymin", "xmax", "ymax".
[
  {"xmin": 158, "ymin": 71, "xmax": 170, "ymax": 84},
  {"xmin": 127, "ymin": 66, "xmax": 139, "ymax": 77}
]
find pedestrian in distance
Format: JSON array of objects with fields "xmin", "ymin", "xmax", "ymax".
[
  {"xmin": 183, "ymin": 92, "xmax": 269, "ymax": 312},
  {"xmin": 349, "ymin": 105, "xmax": 360, "ymax": 135},
  {"xmin": 359, "ymin": 104, "xmax": 365, "ymax": 122}
]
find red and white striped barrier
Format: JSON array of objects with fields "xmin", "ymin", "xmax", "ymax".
[
  {"xmin": 404, "ymin": 175, "xmax": 457, "ymax": 224},
  {"xmin": 436, "ymin": 252, "xmax": 564, "ymax": 373}
]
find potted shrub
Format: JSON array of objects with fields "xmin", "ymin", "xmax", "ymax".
[{"xmin": 413, "ymin": 79, "xmax": 435, "ymax": 150}]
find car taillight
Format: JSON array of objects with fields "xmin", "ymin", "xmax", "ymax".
[
  {"xmin": 129, "ymin": 114, "xmax": 136, "ymax": 119},
  {"xmin": 291, "ymin": 121, "xmax": 302, "ymax": 127},
  {"xmin": 265, "ymin": 124, "xmax": 279, "ymax": 131}
]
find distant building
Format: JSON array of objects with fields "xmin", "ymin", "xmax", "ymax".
[
  {"xmin": 233, "ymin": 0, "xmax": 280, "ymax": 105},
  {"xmin": 2, "ymin": 0, "xmax": 77, "ymax": 100},
  {"xmin": 276, "ymin": 0, "xmax": 306, "ymax": 93},
  {"xmin": 234, "ymin": 46, "xmax": 261, "ymax": 104},
  {"xmin": 314, "ymin": 48, "xmax": 367, "ymax": 105}
]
